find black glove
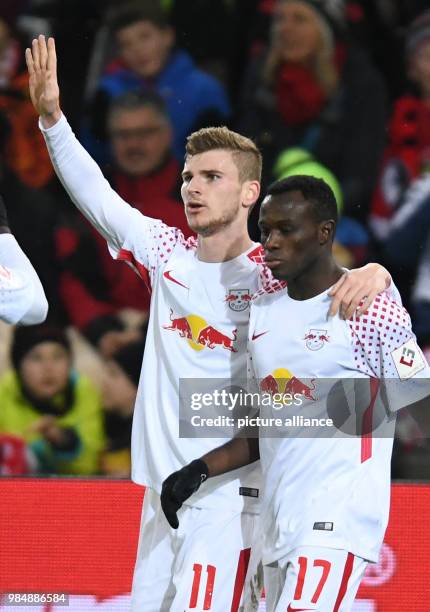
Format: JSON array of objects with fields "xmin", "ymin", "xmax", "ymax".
[
  {"xmin": 160, "ymin": 459, "xmax": 209, "ymax": 528},
  {"xmin": 0, "ymin": 196, "xmax": 9, "ymax": 228}
]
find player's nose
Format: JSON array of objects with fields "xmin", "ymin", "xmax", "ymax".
[
  {"xmin": 264, "ymin": 230, "xmax": 282, "ymax": 251},
  {"xmin": 185, "ymin": 175, "xmax": 203, "ymax": 196}
]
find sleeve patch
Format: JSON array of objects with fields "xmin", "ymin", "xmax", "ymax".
[{"xmin": 391, "ymin": 339, "xmax": 426, "ymax": 380}]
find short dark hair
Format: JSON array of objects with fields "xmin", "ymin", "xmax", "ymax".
[
  {"xmin": 107, "ymin": 90, "xmax": 169, "ymax": 126},
  {"xmin": 109, "ymin": 2, "xmax": 170, "ymax": 35},
  {"xmin": 266, "ymin": 175, "xmax": 338, "ymax": 225}
]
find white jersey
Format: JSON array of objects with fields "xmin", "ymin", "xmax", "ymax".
[
  {"xmin": 248, "ymin": 287, "xmax": 430, "ymax": 564},
  {"xmin": 40, "ymin": 115, "xmax": 287, "ymax": 512},
  {"xmin": 122, "ymin": 227, "xmax": 275, "ymax": 510},
  {"xmin": 0, "ymin": 234, "xmax": 48, "ymax": 325}
]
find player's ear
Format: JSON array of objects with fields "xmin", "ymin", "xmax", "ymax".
[
  {"xmin": 242, "ymin": 180, "xmax": 260, "ymax": 211},
  {"xmin": 319, "ymin": 220, "xmax": 335, "ymax": 245}
]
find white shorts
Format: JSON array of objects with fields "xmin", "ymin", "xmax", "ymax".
[
  {"xmin": 131, "ymin": 487, "xmax": 262, "ymax": 611},
  {"xmin": 264, "ymin": 546, "xmax": 367, "ymax": 612}
]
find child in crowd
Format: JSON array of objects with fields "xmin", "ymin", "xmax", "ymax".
[
  {"xmin": 101, "ymin": 339, "xmax": 145, "ymax": 478},
  {"xmin": 0, "ymin": 324, "xmax": 105, "ymax": 475}
]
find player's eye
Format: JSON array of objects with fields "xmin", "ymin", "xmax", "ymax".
[{"xmin": 207, "ymin": 173, "xmax": 221, "ymax": 181}]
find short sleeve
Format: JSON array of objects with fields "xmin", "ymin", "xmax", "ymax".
[{"xmin": 348, "ymin": 292, "xmax": 430, "ymax": 412}]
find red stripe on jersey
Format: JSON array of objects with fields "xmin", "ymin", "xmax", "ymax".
[
  {"xmin": 333, "ymin": 552, "xmax": 354, "ymax": 612},
  {"xmin": 361, "ymin": 378, "xmax": 380, "ymax": 463},
  {"xmin": 117, "ymin": 248, "xmax": 151, "ymax": 291},
  {"xmin": 230, "ymin": 547, "xmax": 251, "ymax": 612}
]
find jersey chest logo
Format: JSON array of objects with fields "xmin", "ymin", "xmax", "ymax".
[
  {"xmin": 260, "ymin": 368, "xmax": 317, "ymax": 401},
  {"xmin": 304, "ymin": 329, "xmax": 330, "ymax": 351},
  {"xmin": 163, "ymin": 270, "xmax": 189, "ymax": 290},
  {"xmin": 163, "ymin": 309, "xmax": 238, "ymax": 352},
  {"xmin": 225, "ymin": 289, "xmax": 252, "ymax": 311}
]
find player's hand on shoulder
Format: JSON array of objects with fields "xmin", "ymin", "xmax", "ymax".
[
  {"xmin": 160, "ymin": 459, "xmax": 209, "ymax": 529},
  {"xmin": 328, "ymin": 263, "xmax": 391, "ymax": 319}
]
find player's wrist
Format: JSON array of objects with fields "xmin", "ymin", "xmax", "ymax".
[
  {"xmin": 40, "ymin": 108, "xmax": 62, "ymax": 128},
  {"xmin": 187, "ymin": 459, "xmax": 209, "ymax": 484}
]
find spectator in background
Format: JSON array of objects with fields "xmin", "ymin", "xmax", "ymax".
[
  {"xmin": 273, "ymin": 147, "xmax": 369, "ymax": 267},
  {"xmin": 101, "ymin": 339, "xmax": 146, "ymax": 478},
  {"xmin": 84, "ymin": 1, "xmax": 231, "ymax": 165},
  {"xmin": 106, "ymin": 91, "xmax": 190, "ymax": 232},
  {"xmin": 384, "ymin": 175, "xmax": 430, "ymax": 355},
  {"xmin": 56, "ymin": 91, "xmax": 190, "ymax": 356},
  {"xmin": 0, "ymin": 17, "xmax": 54, "ymax": 189},
  {"xmin": 238, "ymin": 0, "xmax": 387, "ymax": 221},
  {"xmin": 0, "ymin": 325, "xmax": 105, "ymax": 476},
  {"xmin": 370, "ymin": 10, "xmax": 430, "ymax": 242}
]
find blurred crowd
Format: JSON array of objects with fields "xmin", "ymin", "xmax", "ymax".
[{"xmin": 0, "ymin": 0, "xmax": 430, "ymax": 479}]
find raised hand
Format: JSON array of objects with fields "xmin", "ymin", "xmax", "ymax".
[{"xmin": 25, "ymin": 35, "xmax": 61, "ymax": 127}]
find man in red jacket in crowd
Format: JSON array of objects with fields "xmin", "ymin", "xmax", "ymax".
[{"xmin": 56, "ymin": 90, "xmax": 191, "ymax": 356}]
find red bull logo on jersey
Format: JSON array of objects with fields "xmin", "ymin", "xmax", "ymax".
[
  {"xmin": 304, "ymin": 329, "xmax": 330, "ymax": 351},
  {"xmin": 163, "ymin": 309, "xmax": 237, "ymax": 352},
  {"xmin": 225, "ymin": 289, "xmax": 252, "ymax": 311},
  {"xmin": 260, "ymin": 368, "xmax": 317, "ymax": 401},
  {"xmin": 163, "ymin": 309, "xmax": 193, "ymax": 339}
]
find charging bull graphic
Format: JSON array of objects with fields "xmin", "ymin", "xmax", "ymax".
[
  {"xmin": 163, "ymin": 309, "xmax": 238, "ymax": 352},
  {"xmin": 260, "ymin": 374, "xmax": 278, "ymax": 395},
  {"xmin": 285, "ymin": 376, "xmax": 317, "ymax": 401},
  {"xmin": 260, "ymin": 368, "xmax": 317, "ymax": 401},
  {"xmin": 197, "ymin": 326, "xmax": 237, "ymax": 352},
  {"xmin": 163, "ymin": 309, "xmax": 193, "ymax": 339}
]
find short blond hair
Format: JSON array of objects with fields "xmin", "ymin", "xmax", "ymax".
[{"xmin": 186, "ymin": 126, "xmax": 262, "ymax": 183}]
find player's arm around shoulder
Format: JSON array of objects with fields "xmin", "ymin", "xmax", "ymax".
[{"xmin": 328, "ymin": 262, "xmax": 393, "ymax": 318}]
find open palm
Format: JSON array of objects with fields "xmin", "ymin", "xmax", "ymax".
[{"xmin": 25, "ymin": 35, "xmax": 60, "ymax": 118}]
